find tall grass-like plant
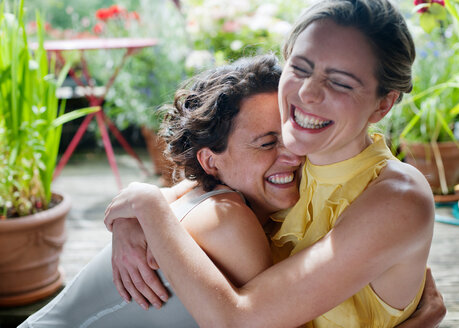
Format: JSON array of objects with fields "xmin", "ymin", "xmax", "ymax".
[
  {"xmin": 0, "ymin": 0, "xmax": 98, "ymax": 218},
  {"xmin": 385, "ymin": 0, "xmax": 459, "ymax": 149}
]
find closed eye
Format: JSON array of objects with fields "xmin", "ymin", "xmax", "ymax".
[
  {"xmin": 261, "ymin": 141, "xmax": 277, "ymax": 148},
  {"xmin": 330, "ymin": 80, "xmax": 353, "ymax": 90},
  {"xmin": 291, "ymin": 65, "xmax": 311, "ymax": 76}
]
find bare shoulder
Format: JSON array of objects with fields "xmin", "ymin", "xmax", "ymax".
[
  {"xmin": 336, "ymin": 159, "xmax": 435, "ymax": 254},
  {"xmin": 183, "ymin": 190, "xmax": 260, "ymax": 236},
  {"xmin": 368, "ymin": 160, "xmax": 435, "ymax": 226},
  {"xmin": 181, "ymin": 190, "xmax": 272, "ymax": 286},
  {"xmin": 349, "ymin": 160, "xmax": 435, "ymax": 307}
]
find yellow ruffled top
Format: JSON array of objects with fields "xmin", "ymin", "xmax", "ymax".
[{"xmin": 270, "ymin": 134, "xmax": 425, "ymax": 328}]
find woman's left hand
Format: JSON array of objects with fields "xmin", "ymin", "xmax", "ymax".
[
  {"xmin": 104, "ymin": 182, "xmax": 160, "ymax": 231},
  {"xmin": 104, "ymin": 182, "xmax": 170, "ymax": 309},
  {"xmin": 111, "ymin": 217, "xmax": 168, "ymax": 310}
]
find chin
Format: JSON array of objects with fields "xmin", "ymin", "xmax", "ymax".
[
  {"xmin": 276, "ymin": 195, "xmax": 300, "ymax": 210},
  {"xmin": 283, "ymin": 131, "xmax": 307, "ymax": 156}
]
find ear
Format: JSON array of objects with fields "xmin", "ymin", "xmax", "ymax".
[
  {"xmin": 368, "ymin": 90, "xmax": 400, "ymax": 123},
  {"xmin": 197, "ymin": 148, "xmax": 219, "ymax": 177}
]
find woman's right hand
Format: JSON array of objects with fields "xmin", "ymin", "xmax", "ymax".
[{"xmin": 111, "ymin": 217, "xmax": 169, "ymax": 310}]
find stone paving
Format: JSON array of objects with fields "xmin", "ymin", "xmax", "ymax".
[{"xmin": 2, "ymin": 149, "xmax": 458, "ymax": 327}]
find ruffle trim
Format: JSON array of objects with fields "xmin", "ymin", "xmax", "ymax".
[{"xmin": 271, "ymin": 152, "xmax": 393, "ymax": 248}]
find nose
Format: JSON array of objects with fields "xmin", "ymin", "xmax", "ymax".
[
  {"xmin": 299, "ymin": 76, "xmax": 324, "ymax": 104},
  {"xmin": 277, "ymin": 144, "xmax": 303, "ymax": 167}
]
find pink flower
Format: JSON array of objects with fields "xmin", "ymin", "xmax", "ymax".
[
  {"xmin": 414, "ymin": 0, "xmax": 445, "ymax": 13},
  {"xmin": 130, "ymin": 11, "xmax": 140, "ymax": 21},
  {"xmin": 222, "ymin": 21, "xmax": 241, "ymax": 33},
  {"xmin": 44, "ymin": 22, "xmax": 52, "ymax": 32}
]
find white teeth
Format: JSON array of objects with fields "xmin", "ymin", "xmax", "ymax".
[
  {"xmin": 268, "ymin": 173, "xmax": 294, "ymax": 185},
  {"xmin": 294, "ymin": 108, "xmax": 331, "ymax": 129}
]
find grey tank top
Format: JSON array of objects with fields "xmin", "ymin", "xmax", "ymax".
[{"xmin": 170, "ymin": 189, "xmax": 244, "ymax": 222}]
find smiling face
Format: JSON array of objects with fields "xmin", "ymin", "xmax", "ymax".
[
  {"xmin": 279, "ymin": 19, "xmax": 396, "ymax": 165},
  {"xmin": 213, "ymin": 92, "xmax": 302, "ymax": 220}
]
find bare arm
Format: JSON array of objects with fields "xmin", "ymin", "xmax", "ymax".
[
  {"xmin": 160, "ymin": 178, "xmax": 197, "ymax": 203},
  {"xmin": 105, "ymin": 166, "xmax": 435, "ymax": 327},
  {"xmin": 105, "ymin": 179, "xmax": 196, "ymax": 231},
  {"xmin": 107, "ymin": 179, "xmax": 196, "ymax": 309},
  {"xmin": 396, "ymin": 268, "xmax": 446, "ymax": 328},
  {"xmin": 106, "ymin": 182, "xmax": 271, "ymax": 312}
]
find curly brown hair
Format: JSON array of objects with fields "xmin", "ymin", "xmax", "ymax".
[{"xmin": 159, "ymin": 54, "xmax": 282, "ymax": 191}]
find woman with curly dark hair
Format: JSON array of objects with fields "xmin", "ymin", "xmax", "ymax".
[{"xmin": 21, "ymin": 55, "xmax": 303, "ymax": 327}]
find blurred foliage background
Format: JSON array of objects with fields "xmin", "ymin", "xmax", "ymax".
[{"xmin": 2, "ymin": 0, "xmax": 457, "ymax": 146}]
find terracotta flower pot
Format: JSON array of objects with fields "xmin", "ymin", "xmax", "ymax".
[
  {"xmin": 141, "ymin": 126, "xmax": 175, "ymax": 187},
  {"xmin": 0, "ymin": 193, "xmax": 71, "ymax": 306},
  {"xmin": 401, "ymin": 140, "xmax": 459, "ymax": 197}
]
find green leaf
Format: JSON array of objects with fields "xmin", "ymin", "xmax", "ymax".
[
  {"xmin": 420, "ymin": 13, "xmax": 438, "ymax": 33},
  {"xmin": 51, "ymin": 106, "xmax": 100, "ymax": 128},
  {"xmin": 450, "ymin": 103, "xmax": 459, "ymax": 115},
  {"xmin": 435, "ymin": 111, "xmax": 459, "ymax": 145},
  {"xmin": 429, "ymin": 3, "xmax": 448, "ymax": 20}
]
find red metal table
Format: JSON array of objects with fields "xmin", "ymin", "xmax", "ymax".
[{"xmin": 38, "ymin": 37, "xmax": 157, "ymax": 189}]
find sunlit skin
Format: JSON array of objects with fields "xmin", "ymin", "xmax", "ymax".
[
  {"xmin": 212, "ymin": 92, "xmax": 302, "ymax": 222},
  {"xmin": 106, "ymin": 91, "xmax": 302, "ymax": 306},
  {"xmin": 105, "ymin": 20, "xmax": 438, "ymax": 328},
  {"xmin": 279, "ymin": 20, "xmax": 397, "ymax": 165}
]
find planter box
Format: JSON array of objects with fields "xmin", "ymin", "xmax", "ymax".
[
  {"xmin": 141, "ymin": 126, "xmax": 175, "ymax": 187},
  {"xmin": 401, "ymin": 141, "xmax": 459, "ymax": 196},
  {"xmin": 0, "ymin": 193, "xmax": 71, "ymax": 306}
]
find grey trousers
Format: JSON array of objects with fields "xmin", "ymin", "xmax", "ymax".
[{"xmin": 19, "ymin": 244, "xmax": 198, "ymax": 328}]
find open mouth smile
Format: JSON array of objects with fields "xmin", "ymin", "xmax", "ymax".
[
  {"xmin": 267, "ymin": 172, "xmax": 295, "ymax": 185},
  {"xmin": 292, "ymin": 105, "xmax": 333, "ymax": 130}
]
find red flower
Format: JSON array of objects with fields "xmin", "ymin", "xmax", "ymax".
[
  {"xmin": 414, "ymin": 0, "xmax": 445, "ymax": 13},
  {"xmin": 93, "ymin": 22, "xmax": 104, "ymax": 34},
  {"xmin": 129, "ymin": 11, "xmax": 140, "ymax": 21},
  {"xmin": 96, "ymin": 5, "xmax": 127, "ymax": 21},
  {"xmin": 44, "ymin": 22, "xmax": 52, "ymax": 32},
  {"xmin": 96, "ymin": 8, "xmax": 110, "ymax": 21},
  {"xmin": 108, "ymin": 5, "xmax": 127, "ymax": 18}
]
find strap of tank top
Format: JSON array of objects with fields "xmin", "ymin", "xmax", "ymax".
[{"xmin": 172, "ymin": 189, "xmax": 245, "ymax": 222}]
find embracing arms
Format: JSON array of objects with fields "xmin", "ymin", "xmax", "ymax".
[
  {"xmin": 107, "ymin": 179, "xmax": 197, "ymax": 309},
  {"xmin": 105, "ymin": 163, "xmax": 440, "ymax": 327},
  {"xmin": 106, "ymin": 182, "xmax": 273, "ymax": 311}
]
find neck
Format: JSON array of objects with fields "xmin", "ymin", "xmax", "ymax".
[{"xmin": 308, "ymin": 133, "xmax": 373, "ymax": 166}]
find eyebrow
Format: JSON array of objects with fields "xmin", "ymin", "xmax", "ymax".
[
  {"xmin": 325, "ymin": 68, "xmax": 364, "ymax": 86},
  {"xmin": 293, "ymin": 55, "xmax": 364, "ymax": 86}
]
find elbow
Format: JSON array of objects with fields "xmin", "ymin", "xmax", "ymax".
[
  {"xmin": 196, "ymin": 296, "xmax": 252, "ymax": 328},
  {"xmin": 196, "ymin": 313, "xmax": 238, "ymax": 328}
]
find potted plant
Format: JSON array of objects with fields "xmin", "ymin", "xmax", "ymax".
[
  {"xmin": 383, "ymin": 0, "xmax": 459, "ymax": 201},
  {"xmin": 0, "ymin": 0, "xmax": 98, "ymax": 306}
]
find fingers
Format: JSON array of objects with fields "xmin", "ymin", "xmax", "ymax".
[
  {"xmin": 147, "ymin": 248, "xmax": 159, "ymax": 270},
  {"xmin": 131, "ymin": 267, "xmax": 165, "ymax": 309},
  {"xmin": 138, "ymin": 262, "xmax": 169, "ymax": 303},
  {"xmin": 422, "ymin": 267, "xmax": 447, "ymax": 326},
  {"xmin": 112, "ymin": 264, "xmax": 131, "ymax": 303},
  {"xmin": 424, "ymin": 268, "xmax": 437, "ymax": 292},
  {"xmin": 118, "ymin": 266, "xmax": 156, "ymax": 310}
]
